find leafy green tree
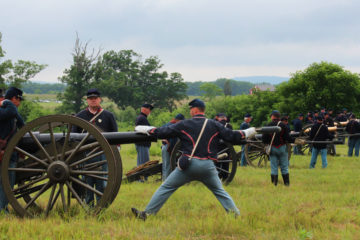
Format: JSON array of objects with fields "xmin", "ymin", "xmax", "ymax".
[
  {"xmin": 57, "ymin": 35, "xmax": 100, "ymax": 114},
  {"xmin": 0, "ymin": 32, "xmax": 46, "ymax": 90},
  {"xmin": 223, "ymin": 79, "xmax": 232, "ymax": 96},
  {"xmin": 93, "ymin": 50, "xmax": 187, "ymax": 111},
  {"xmin": 199, "ymin": 82, "xmax": 223, "ymax": 100},
  {"xmin": 276, "ymin": 61, "xmax": 360, "ymax": 117},
  {"xmin": 7, "ymin": 60, "xmax": 47, "ymax": 88}
]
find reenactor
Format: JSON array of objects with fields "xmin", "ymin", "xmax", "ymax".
[
  {"xmin": 160, "ymin": 113, "xmax": 185, "ymax": 180},
  {"xmin": 309, "ymin": 116, "xmax": 333, "ymax": 168},
  {"xmin": 72, "ymin": 88, "xmax": 118, "ymax": 206},
  {"xmin": 292, "ymin": 113, "xmax": 304, "ymax": 155},
  {"xmin": 262, "ymin": 110, "xmax": 299, "ymax": 186},
  {"xmin": 281, "ymin": 116, "xmax": 290, "ymax": 131},
  {"xmin": 131, "ymin": 99, "xmax": 257, "ymax": 220},
  {"xmin": 135, "ymin": 103, "xmax": 154, "ymax": 166},
  {"xmin": 240, "ymin": 113, "xmax": 252, "ymax": 166},
  {"xmin": 0, "ymin": 87, "xmax": 25, "ymax": 212},
  {"xmin": 305, "ymin": 111, "xmax": 314, "ymax": 124},
  {"xmin": 215, "ymin": 113, "xmax": 232, "ymax": 179},
  {"xmin": 345, "ymin": 114, "xmax": 360, "ymax": 157},
  {"xmin": 324, "ymin": 112, "xmax": 336, "ymax": 155}
]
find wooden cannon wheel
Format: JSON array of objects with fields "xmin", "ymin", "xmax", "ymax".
[
  {"xmin": 1, "ymin": 115, "xmax": 121, "ymax": 217},
  {"xmin": 169, "ymin": 141, "xmax": 238, "ymax": 185},
  {"xmin": 244, "ymin": 142, "xmax": 292, "ymax": 168}
]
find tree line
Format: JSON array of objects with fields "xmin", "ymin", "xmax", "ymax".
[{"xmin": 2, "ymin": 32, "xmax": 360, "ymax": 128}]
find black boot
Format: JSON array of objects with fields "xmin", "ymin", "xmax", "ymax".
[
  {"xmin": 271, "ymin": 175, "xmax": 278, "ymax": 186},
  {"xmin": 282, "ymin": 174, "xmax": 290, "ymax": 186},
  {"xmin": 131, "ymin": 207, "xmax": 147, "ymax": 221}
]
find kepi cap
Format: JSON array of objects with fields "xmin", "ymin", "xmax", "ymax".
[
  {"xmin": 175, "ymin": 113, "xmax": 185, "ymax": 120},
  {"xmin": 189, "ymin": 98, "xmax": 205, "ymax": 109},
  {"xmin": 216, "ymin": 113, "xmax": 227, "ymax": 118},
  {"xmin": 244, "ymin": 113, "xmax": 252, "ymax": 118},
  {"xmin": 270, "ymin": 110, "xmax": 281, "ymax": 118},
  {"xmin": 142, "ymin": 103, "xmax": 154, "ymax": 110},
  {"xmin": 87, "ymin": 88, "xmax": 101, "ymax": 98},
  {"xmin": 5, "ymin": 87, "xmax": 23, "ymax": 100}
]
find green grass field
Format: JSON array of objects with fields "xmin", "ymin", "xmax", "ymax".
[{"xmin": 0, "ymin": 143, "xmax": 359, "ymax": 239}]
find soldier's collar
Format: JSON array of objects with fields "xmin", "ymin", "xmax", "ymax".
[{"xmin": 193, "ymin": 114, "xmax": 206, "ymax": 118}]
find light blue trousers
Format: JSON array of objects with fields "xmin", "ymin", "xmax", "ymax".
[
  {"xmin": 240, "ymin": 145, "xmax": 248, "ymax": 166},
  {"xmin": 135, "ymin": 144, "xmax": 150, "ymax": 166},
  {"xmin": 145, "ymin": 158, "xmax": 240, "ymax": 215},
  {"xmin": 269, "ymin": 145, "xmax": 289, "ymax": 175},
  {"xmin": 85, "ymin": 153, "xmax": 107, "ymax": 205},
  {"xmin": 348, "ymin": 137, "xmax": 360, "ymax": 157},
  {"xmin": 310, "ymin": 148, "xmax": 327, "ymax": 168},
  {"xmin": 161, "ymin": 144, "xmax": 171, "ymax": 180},
  {"xmin": 0, "ymin": 153, "xmax": 17, "ymax": 211}
]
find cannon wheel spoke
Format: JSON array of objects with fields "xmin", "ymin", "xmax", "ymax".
[
  {"xmin": 245, "ymin": 142, "xmax": 269, "ymax": 168},
  {"xmin": 1, "ymin": 115, "xmax": 119, "ymax": 217}
]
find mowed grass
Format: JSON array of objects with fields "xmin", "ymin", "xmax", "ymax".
[{"xmin": 0, "ymin": 143, "xmax": 359, "ymax": 240}]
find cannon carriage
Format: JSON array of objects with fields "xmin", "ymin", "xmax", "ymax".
[{"xmin": 2, "ymin": 115, "xmax": 281, "ymax": 217}]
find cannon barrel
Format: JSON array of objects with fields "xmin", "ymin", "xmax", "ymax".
[{"xmin": 18, "ymin": 126, "xmax": 282, "ymax": 148}]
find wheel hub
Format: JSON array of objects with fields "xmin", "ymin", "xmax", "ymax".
[{"xmin": 47, "ymin": 161, "xmax": 70, "ymax": 183}]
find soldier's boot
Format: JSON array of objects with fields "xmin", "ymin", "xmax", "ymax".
[
  {"xmin": 282, "ymin": 174, "xmax": 290, "ymax": 186},
  {"xmin": 131, "ymin": 207, "xmax": 147, "ymax": 221},
  {"xmin": 271, "ymin": 175, "xmax": 278, "ymax": 186}
]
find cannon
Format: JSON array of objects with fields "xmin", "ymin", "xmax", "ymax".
[
  {"xmin": 243, "ymin": 124, "xmax": 347, "ymax": 167},
  {"xmin": 2, "ymin": 115, "xmax": 281, "ymax": 217}
]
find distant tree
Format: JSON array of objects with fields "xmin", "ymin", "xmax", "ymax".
[
  {"xmin": 57, "ymin": 34, "xmax": 100, "ymax": 114},
  {"xmin": 7, "ymin": 60, "xmax": 47, "ymax": 88},
  {"xmin": 0, "ymin": 32, "xmax": 46, "ymax": 90},
  {"xmin": 199, "ymin": 82, "xmax": 223, "ymax": 99},
  {"xmin": 223, "ymin": 79, "xmax": 232, "ymax": 96},
  {"xmin": 93, "ymin": 50, "xmax": 187, "ymax": 111},
  {"xmin": 276, "ymin": 61, "xmax": 360, "ymax": 116}
]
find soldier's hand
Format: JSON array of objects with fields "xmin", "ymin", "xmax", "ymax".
[
  {"xmin": 294, "ymin": 138, "xmax": 306, "ymax": 145},
  {"xmin": 135, "ymin": 125, "xmax": 156, "ymax": 135},
  {"xmin": 241, "ymin": 127, "xmax": 256, "ymax": 139}
]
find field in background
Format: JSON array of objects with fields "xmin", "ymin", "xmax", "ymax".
[{"xmin": 0, "ymin": 143, "xmax": 359, "ymax": 239}]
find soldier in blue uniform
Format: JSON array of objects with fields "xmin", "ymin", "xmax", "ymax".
[
  {"xmin": 292, "ymin": 113, "xmax": 304, "ymax": 155},
  {"xmin": 72, "ymin": 88, "xmax": 118, "ymax": 206},
  {"xmin": 345, "ymin": 114, "xmax": 360, "ymax": 157},
  {"xmin": 0, "ymin": 87, "xmax": 25, "ymax": 212},
  {"xmin": 131, "ymin": 99, "xmax": 257, "ymax": 220},
  {"xmin": 239, "ymin": 113, "xmax": 252, "ymax": 166},
  {"xmin": 135, "ymin": 103, "xmax": 154, "ymax": 167},
  {"xmin": 161, "ymin": 113, "xmax": 185, "ymax": 180},
  {"xmin": 262, "ymin": 110, "xmax": 297, "ymax": 186},
  {"xmin": 309, "ymin": 116, "xmax": 332, "ymax": 168},
  {"xmin": 214, "ymin": 113, "xmax": 232, "ymax": 179}
]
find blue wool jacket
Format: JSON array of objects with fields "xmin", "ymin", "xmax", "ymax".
[
  {"xmin": 152, "ymin": 114, "xmax": 244, "ymax": 161},
  {"xmin": 0, "ymin": 100, "xmax": 25, "ymax": 140}
]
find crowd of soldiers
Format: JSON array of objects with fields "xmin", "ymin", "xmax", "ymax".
[{"xmin": 1, "ymin": 87, "xmax": 359, "ymax": 219}]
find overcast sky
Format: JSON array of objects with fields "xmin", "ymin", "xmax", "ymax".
[{"xmin": 1, "ymin": 0, "xmax": 360, "ymax": 83}]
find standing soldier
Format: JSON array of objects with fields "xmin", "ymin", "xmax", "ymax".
[
  {"xmin": 262, "ymin": 110, "xmax": 298, "ymax": 186},
  {"xmin": 214, "ymin": 113, "xmax": 232, "ymax": 179},
  {"xmin": 240, "ymin": 113, "xmax": 252, "ymax": 166},
  {"xmin": 131, "ymin": 99, "xmax": 257, "ymax": 220},
  {"xmin": 135, "ymin": 103, "xmax": 154, "ymax": 166},
  {"xmin": 292, "ymin": 113, "xmax": 304, "ymax": 155},
  {"xmin": 309, "ymin": 116, "xmax": 332, "ymax": 169},
  {"xmin": 161, "ymin": 113, "xmax": 185, "ymax": 180},
  {"xmin": 324, "ymin": 112, "xmax": 336, "ymax": 155},
  {"xmin": 345, "ymin": 114, "xmax": 360, "ymax": 157},
  {"xmin": 0, "ymin": 87, "xmax": 25, "ymax": 212},
  {"xmin": 72, "ymin": 88, "xmax": 118, "ymax": 206}
]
